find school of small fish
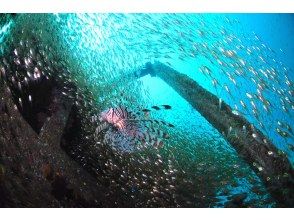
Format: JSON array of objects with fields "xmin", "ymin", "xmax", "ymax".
[
  {"xmin": 50, "ymin": 13, "xmax": 293, "ymax": 162},
  {"xmin": 0, "ymin": 13, "xmax": 292, "ymax": 207}
]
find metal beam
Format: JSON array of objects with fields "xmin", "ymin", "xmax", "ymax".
[{"xmin": 136, "ymin": 61, "xmax": 294, "ymax": 207}]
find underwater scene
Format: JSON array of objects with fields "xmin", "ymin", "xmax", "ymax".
[{"xmin": 0, "ymin": 13, "xmax": 293, "ymax": 208}]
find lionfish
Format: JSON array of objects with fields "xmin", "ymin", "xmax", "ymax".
[{"xmin": 93, "ymin": 105, "xmax": 174, "ymax": 153}]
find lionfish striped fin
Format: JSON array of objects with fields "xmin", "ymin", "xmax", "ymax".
[
  {"xmin": 95, "ymin": 121, "xmax": 110, "ymax": 135},
  {"xmin": 111, "ymin": 105, "xmax": 137, "ymax": 120},
  {"xmin": 146, "ymin": 125, "xmax": 170, "ymax": 139},
  {"xmin": 99, "ymin": 105, "xmax": 173, "ymax": 151},
  {"xmin": 125, "ymin": 124, "xmax": 167, "ymax": 148}
]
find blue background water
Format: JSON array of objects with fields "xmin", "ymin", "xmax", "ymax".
[
  {"xmin": 232, "ymin": 13, "xmax": 294, "ymax": 77},
  {"xmin": 137, "ymin": 14, "xmax": 294, "ymax": 163},
  {"xmin": 42, "ymin": 13, "xmax": 294, "ymax": 165},
  {"xmin": 51, "ymin": 14, "xmax": 292, "ymax": 206}
]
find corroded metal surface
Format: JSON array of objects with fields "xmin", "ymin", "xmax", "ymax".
[{"xmin": 0, "ymin": 83, "xmax": 109, "ymax": 207}]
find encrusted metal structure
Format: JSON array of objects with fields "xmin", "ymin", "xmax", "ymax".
[{"xmin": 136, "ymin": 61, "xmax": 294, "ymax": 207}]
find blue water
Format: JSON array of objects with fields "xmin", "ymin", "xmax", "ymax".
[
  {"xmin": 49, "ymin": 13, "xmax": 294, "ymax": 164},
  {"xmin": 1, "ymin": 13, "xmax": 293, "ymax": 207},
  {"xmin": 48, "ymin": 13, "xmax": 292, "ymax": 206},
  {"xmin": 232, "ymin": 14, "xmax": 294, "ymax": 75}
]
